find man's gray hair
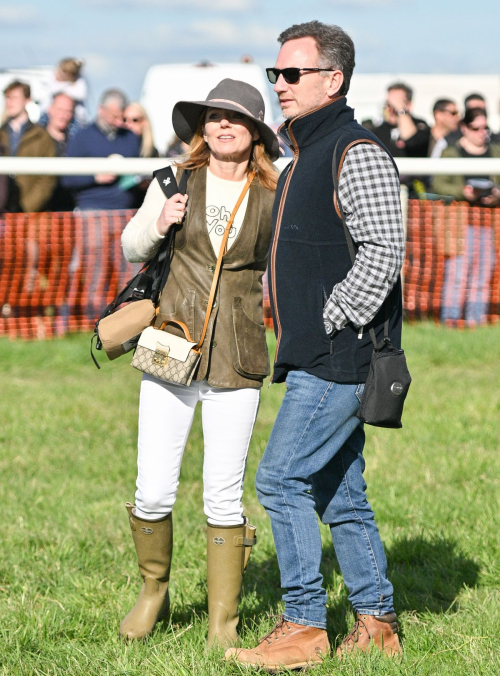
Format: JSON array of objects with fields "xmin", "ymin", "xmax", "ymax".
[
  {"xmin": 278, "ymin": 21, "xmax": 355, "ymax": 96},
  {"xmin": 100, "ymin": 88, "xmax": 128, "ymax": 111}
]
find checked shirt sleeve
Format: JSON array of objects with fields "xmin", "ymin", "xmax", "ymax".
[{"xmin": 323, "ymin": 143, "xmax": 405, "ymax": 331}]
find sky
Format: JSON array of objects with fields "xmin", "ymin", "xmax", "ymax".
[{"xmin": 0, "ymin": 0, "xmax": 494, "ymax": 114}]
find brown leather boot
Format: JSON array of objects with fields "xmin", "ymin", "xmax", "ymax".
[
  {"xmin": 225, "ymin": 616, "xmax": 330, "ymax": 670},
  {"xmin": 119, "ymin": 503, "xmax": 173, "ymax": 640},
  {"xmin": 206, "ymin": 519, "xmax": 256, "ymax": 647},
  {"xmin": 337, "ymin": 612, "xmax": 402, "ymax": 657}
]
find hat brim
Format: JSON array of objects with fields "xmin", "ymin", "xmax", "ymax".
[{"xmin": 172, "ymin": 99, "xmax": 280, "ymax": 162}]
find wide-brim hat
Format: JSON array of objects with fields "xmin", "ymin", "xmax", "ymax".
[{"xmin": 172, "ymin": 78, "xmax": 280, "ymax": 161}]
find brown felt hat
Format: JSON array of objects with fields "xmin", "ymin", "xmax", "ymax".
[{"xmin": 172, "ymin": 78, "xmax": 279, "ymax": 161}]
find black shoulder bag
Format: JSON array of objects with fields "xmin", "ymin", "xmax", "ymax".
[
  {"xmin": 332, "ymin": 138, "xmax": 411, "ymax": 428},
  {"xmin": 91, "ymin": 166, "xmax": 190, "ymax": 367}
]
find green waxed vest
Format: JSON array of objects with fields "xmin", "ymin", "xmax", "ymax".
[{"xmin": 155, "ymin": 167, "xmax": 274, "ymax": 389}]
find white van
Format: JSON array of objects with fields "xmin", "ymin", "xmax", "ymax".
[{"xmin": 140, "ymin": 62, "xmax": 278, "ymax": 155}]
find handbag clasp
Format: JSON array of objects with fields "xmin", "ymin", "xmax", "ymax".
[{"xmin": 153, "ymin": 347, "xmax": 169, "ymax": 367}]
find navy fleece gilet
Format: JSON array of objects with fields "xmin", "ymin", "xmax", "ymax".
[{"xmin": 268, "ymin": 97, "xmax": 402, "ymax": 384}]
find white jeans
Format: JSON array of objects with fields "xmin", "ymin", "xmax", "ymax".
[{"xmin": 134, "ymin": 374, "xmax": 260, "ymax": 525}]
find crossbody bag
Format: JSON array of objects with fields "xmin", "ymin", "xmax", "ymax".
[{"xmin": 332, "ymin": 137, "xmax": 411, "ymax": 428}]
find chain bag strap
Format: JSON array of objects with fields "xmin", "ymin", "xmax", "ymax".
[
  {"xmin": 332, "ymin": 138, "xmax": 411, "ymax": 428},
  {"xmin": 131, "ymin": 171, "xmax": 255, "ymax": 385}
]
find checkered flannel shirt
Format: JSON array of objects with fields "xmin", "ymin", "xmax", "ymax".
[{"xmin": 323, "ymin": 142, "xmax": 405, "ymax": 332}]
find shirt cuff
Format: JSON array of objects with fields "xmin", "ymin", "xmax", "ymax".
[{"xmin": 323, "ymin": 297, "xmax": 349, "ymax": 332}]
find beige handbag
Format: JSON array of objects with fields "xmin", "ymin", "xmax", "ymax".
[
  {"xmin": 131, "ymin": 172, "xmax": 255, "ymax": 386},
  {"xmin": 132, "ymin": 319, "xmax": 202, "ymax": 385},
  {"xmin": 97, "ymin": 299, "xmax": 157, "ymax": 361}
]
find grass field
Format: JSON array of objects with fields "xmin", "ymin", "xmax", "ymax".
[{"xmin": 1, "ymin": 322, "xmax": 499, "ymax": 675}]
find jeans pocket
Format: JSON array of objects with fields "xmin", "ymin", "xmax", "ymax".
[{"xmin": 355, "ymin": 383, "xmax": 365, "ymax": 403}]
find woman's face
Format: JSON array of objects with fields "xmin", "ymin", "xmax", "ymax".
[
  {"xmin": 462, "ymin": 115, "xmax": 489, "ymax": 148},
  {"xmin": 203, "ymin": 107, "xmax": 259, "ymax": 161},
  {"xmin": 123, "ymin": 105, "xmax": 145, "ymax": 136}
]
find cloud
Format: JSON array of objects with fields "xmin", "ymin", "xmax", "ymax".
[
  {"xmin": 153, "ymin": 19, "xmax": 276, "ymax": 49},
  {"xmin": 0, "ymin": 3, "xmax": 40, "ymax": 25},
  {"xmin": 84, "ymin": 0, "xmax": 256, "ymax": 9},
  {"xmin": 81, "ymin": 53, "xmax": 112, "ymax": 78}
]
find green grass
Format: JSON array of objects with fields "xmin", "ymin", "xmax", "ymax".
[{"xmin": 1, "ymin": 323, "xmax": 499, "ymax": 675}]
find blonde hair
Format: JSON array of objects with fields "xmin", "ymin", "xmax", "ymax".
[
  {"xmin": 58, "ymin": 58, "xmax": 83, "ymax": 83},
  {"xmin": 176, "ymin": 115, "xmax": 278, "ymax": 192},
  {"xmin": 125, "ymin": 102, "xmax": 156, "ymax": 158}
]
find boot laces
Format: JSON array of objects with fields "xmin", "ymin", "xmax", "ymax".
[
  {"xmin": 342, "ymin": 618, "xmax": 364, "ymax": 646},
  {"xmin": 259, "ymin": 615, "xmax": 292, "ymax": 644}
]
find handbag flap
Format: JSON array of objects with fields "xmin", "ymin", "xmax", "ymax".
[{"xmin": 137, "ymin": 326, "xmax": 197, "ymax": 362}]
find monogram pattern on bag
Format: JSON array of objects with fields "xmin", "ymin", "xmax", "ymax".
[{"xmin": 131, "ymin": 345, "xmax": 201, "ymax": 386}]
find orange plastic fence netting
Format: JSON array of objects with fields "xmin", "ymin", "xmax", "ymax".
[
  {"xmin": 1, "ymin": 201, "xmax": 499, "ymax": 340},
  {"xmin": 0, "ymin": 210, "xmax": 140, "ymax": 339},
  {"xmin": 404, "ymin": 200, "xmax": 500, "ymax": 327}
]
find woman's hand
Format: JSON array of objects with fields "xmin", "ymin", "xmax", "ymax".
[{"xmin": 156, "ymin": 193, "xmax": 188, "ymax": 236}]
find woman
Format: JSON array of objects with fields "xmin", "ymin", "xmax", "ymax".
[
  {"xmin": 432, "ymin": 108, "xmax": 500, "ymax": 325},
  {"xmin": 123, "ymin": 102, "xmax": 160, "ymax": 207},
  {"xmin": 120, "ymin": 79, "xmax": 278, "ymax": 646},
  {"xmin": 123, "ymin": 102, "xmax": 159, "ymax": 158}
]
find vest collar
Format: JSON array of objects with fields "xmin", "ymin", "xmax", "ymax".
[{"xmin": 279, "ymin": 96, "xmax": 355, "ymax": 151}]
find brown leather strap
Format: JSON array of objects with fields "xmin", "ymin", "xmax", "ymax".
[
  {"xmin": 159, "ymin": 319, "xmax": 198, "ymax": 347},
  {"xmin": 195, "ymin": 171, "xmax": 255, "ymax": 350}
]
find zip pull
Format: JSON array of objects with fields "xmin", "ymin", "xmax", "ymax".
[{"xmin": 358, "ymin": 326, "xmax": 364, "ymax": 340}]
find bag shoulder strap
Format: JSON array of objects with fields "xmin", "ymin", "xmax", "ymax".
[
  {"xmin": 331, "ymin": 136, "xmax": 390, "ymax": 350},
  {"xmin": 152, "ymin": 165, "xmax": 190, "ymax": 198},
  {"xmin": 194, "ymin": 171, "xmax": 255, "ymax": 351}
]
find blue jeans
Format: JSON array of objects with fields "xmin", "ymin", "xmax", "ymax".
[
  {"xmin": 256, "ymin": 370, "xmax": 394, "ymax": 629},
  {"xmin": 441, "ymin": 225, "xmax": 495, "ymax": 325}
]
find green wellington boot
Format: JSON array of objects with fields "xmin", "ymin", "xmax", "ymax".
[
  {"xmin": 206, "ymin": 519, "xmax": 257, "ymax": 647},
  {"xmin": 119, "ymin": 503, "xmax": 173, "ymax": 640}
]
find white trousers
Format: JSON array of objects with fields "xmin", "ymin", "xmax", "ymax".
[{"xmin": 134, "ymin": 374, "xmax": 260, "ymax": 525}]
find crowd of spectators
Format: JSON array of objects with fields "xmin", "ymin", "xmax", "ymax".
[
  {"xmin": 1, "ymin": 64, "xmax": 500, "ymax": 214},
  {"xmin": 364, "ymin": 82, "xmax": 500, "ymax": 326},
  {"xmin": 364, "ymin": 82, "xmax": 500, "ymax": 203}
]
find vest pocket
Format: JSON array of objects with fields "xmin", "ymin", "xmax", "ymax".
[{"xmin": 231, "ymin": 297, "xmax": 270, "ymax": 378}]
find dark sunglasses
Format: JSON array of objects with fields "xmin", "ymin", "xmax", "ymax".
[
  {"xmin": 123, "ymin": 117, "xmax": 143, "ymax": 123},
  {"xmin": 468, "ymin": 124, "xmax": 489, "ymax": 131},
  {"xmin": 266, "ymin": 67, "xmax": 336, "ymax": 85},
  {"xmin": 443, "ymin": 109, "xmax": 459, "ymax": 116}
]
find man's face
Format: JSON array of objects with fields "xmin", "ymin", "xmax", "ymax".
[
  {"xmin": 384, "ymin": 88, "xmax": 411, "ymax": 125},
  {"xmin": 465, "ymin": 98, "xmax": 486, "ymax": 111},
  {"xmin": 435, "ymin": 104, "xmax": 459, "ymax": 133},
  {"xmin": 98, "ymin": 100, "xmax": 124, "ymax": 131},
  {"xmin": 48, "ymin": 95, "xmax": 74, "ymax": 132},
  {"xmin": 273, "ymin": 37, "xmax": 341, "ymax": 120},
  {"xmin": 4, "ymin": 87, "xmax": 28, "ymax": 119}
]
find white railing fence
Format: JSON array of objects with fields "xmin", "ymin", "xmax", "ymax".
[{"xmin": 0, "ymin": 157, "xmax": 500, "ymax": 176}]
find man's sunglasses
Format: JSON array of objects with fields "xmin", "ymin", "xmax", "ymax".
[{"xmin": 266, "ymin": 67, "xmax": 336, "ymax": 85}]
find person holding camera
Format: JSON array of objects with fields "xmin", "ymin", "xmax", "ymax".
[
  {"xmin": 432, "ymin": 107, "xmax": 500, "ymax": 324},
  {"xmin": 119, "ymin": 79, "xmax": 278, "ymax": 646},
  {"xmin": 371, "ymin": 82, "xmax": 430, "ymax": 159}
]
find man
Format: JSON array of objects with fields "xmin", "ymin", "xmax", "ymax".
[
  {"xmin": 428, "ymin": 98, "xmax": 460, "ymax": 157},
  {"xmin": 0, "ymin": 80, "xmax": 55, "ymax": 212},
  {"xmin": 226, "ymin": 21, "xmax": 405, "ymax": 670},
  {"xmin": 62, "ymin": 88, "xmax": 140, "ymax": 209},
  {"xmin": 42, "ymin": 93, "xmax": 77, "ymax": 210},
  {"xmin": 372, "ymin": 81, "xmax": 430, "ymax": 158}
]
